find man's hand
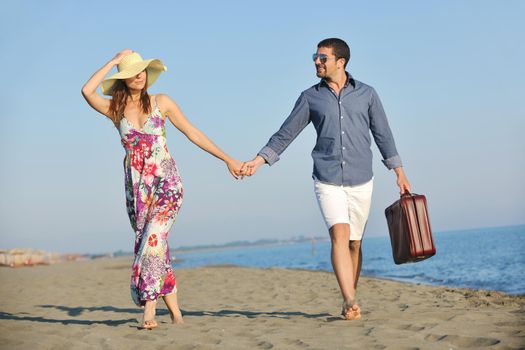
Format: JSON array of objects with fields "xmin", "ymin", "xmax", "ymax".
[
  {"xmin": 240, "ymin": 155, "xmax": 266, "ymax": 176},
  {"xmin": 394, "ymin": 167, "xmax": 411, "ymax": 194}
]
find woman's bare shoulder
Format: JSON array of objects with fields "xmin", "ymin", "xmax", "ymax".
[{"xmin": 155, "ymin": 93, "xmax": 180, "ymax": 110}]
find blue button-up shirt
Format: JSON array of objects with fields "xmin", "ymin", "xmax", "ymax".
[{"xmin": 258, "ymin": 73, "xmax": 402, "ymax": 186}]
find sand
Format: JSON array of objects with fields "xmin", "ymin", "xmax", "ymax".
[{"xmin": 0, "ymin": 256, "xmax": 523, "ymax": 350}]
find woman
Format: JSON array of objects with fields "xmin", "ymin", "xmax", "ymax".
[{"xmin": 82, "ymin": 49, "xmax": 243, "ymax": 329}]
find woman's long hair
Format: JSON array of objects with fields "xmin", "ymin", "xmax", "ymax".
[{"xmin": 108, "ymin": 75, "xmax": 151, "ymax": 125}]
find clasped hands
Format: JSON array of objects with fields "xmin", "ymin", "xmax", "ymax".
[{"xmin": 227, "ymin": 155, "xmax": 266, "ymax": 179}]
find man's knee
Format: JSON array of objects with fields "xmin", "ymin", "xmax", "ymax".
[
  {"xmin": 349, "ymin": 240, "xmax": 361, "ymax": 251},
  {"xmin": 329, "ymin": 223, "xmax": 350, "ymax": 244}
]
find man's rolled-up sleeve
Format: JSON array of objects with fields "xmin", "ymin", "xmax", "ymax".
[
  {"xmin": 382, "ymin": 154, "xmax": 402, "ymax": 169},
  {"xmin": 258, "ymin": 93, "xmax": 310, "ymax": 166}
]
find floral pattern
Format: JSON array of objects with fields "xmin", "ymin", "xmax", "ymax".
[{"xmin": 118, "ymin": 99, "xmax": 183, "ymax": 307}]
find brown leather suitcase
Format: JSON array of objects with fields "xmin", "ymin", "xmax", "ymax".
[{"xmin": 385, "ymin": 192, "xmax": 436, "ymax": 264}]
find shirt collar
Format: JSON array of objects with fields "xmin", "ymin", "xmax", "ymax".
[{"xmin": 317, "ymin": 72, "xmax": 356, "ymax": 90}]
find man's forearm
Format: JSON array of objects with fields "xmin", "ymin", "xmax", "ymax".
[{"xmin": 393, "ymin": 167, "xmax": 406, "ymax": 177}]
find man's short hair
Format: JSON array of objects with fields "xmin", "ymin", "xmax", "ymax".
[{"xmin": 317, "ymin": 38, "xmax": 350, "ymax": 68}]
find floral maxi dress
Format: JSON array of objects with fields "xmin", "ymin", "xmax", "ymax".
[{"xmin": 118, "ymin": 98, "xmax": 183, "ymax": 306}]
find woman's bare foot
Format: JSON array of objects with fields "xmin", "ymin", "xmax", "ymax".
[
  {"xmin": 341, "ymin": 300, "xmax": 361, "ymax": 320},
  {"xmin": 140, "ymin": 300, "xmax": 158, "ymax": 329},
  {"xmin": 140, "ymin": 319, "xmax": 158, "ymax": 330}
]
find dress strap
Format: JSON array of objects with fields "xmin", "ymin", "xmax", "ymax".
[
  {"xmin": 153, "ymin": 95, "xmax": 165, "ymax": 120},
  {"xmin": 153, "ymin": 95, "xmax": 159, "ymax": 110}
]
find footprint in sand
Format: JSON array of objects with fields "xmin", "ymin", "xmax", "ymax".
[
  {"xmin": 494, "ymin": 320, "xmax": 524, "ymax": 327},
  {"xmin": 395, "ymin": 323, "xmax": 426, "ymax": 332},
  {"xmin": 424, "ymin": 334, "xmax": 500, "ymax": 347},
  {"xmin": 256, "ymin": 340, "xmax": 274, "ymax": 349},
  {"xmin": 124, "ymin": 333, "xmax": 156, "ymax": 341},
  {"xmin": 284, "ymin": 339, "xmax": 309, "ymax": 348},
  {"xmin": 200, "ymin": 337, "xmax": 222, "ymax": 345},
  {"xmin": 398, "ymin": 303, "xmax": 409, "ymax": 311},
  {"xmin": 177, "ymin": 345, "xmax": 199, "ymax": 350}
]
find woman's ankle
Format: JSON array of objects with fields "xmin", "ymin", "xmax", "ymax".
[{"xmin": 143, "ymin": 301, "xmax": 157, "ymax": 317}]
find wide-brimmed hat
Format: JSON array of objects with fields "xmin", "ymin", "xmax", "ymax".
[{"xmin": 101, "ymin": 52, "xmax": 167, "ymax": 95}]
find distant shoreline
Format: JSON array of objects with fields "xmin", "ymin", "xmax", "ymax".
[{"xmin": 174, "ymin": 236, "xmax": 330, "ymax": 254}]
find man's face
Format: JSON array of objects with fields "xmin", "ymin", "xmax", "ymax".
[{"xmin": 314, "ymin": 47, "xmax": 342, "ymax": 79}]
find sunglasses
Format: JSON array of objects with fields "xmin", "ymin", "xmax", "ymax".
[{"xmin": 312, "ymin": 53, "xmax": 335, "ymax": 63}]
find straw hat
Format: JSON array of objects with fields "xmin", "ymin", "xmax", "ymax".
[{"xmin": 101, "ymin": 52, "xmax": 167, "ymax": 95}]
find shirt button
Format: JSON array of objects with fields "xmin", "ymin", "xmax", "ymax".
[
  {"xmin": 339, "ymin": 101, "xmax": 342, "ymax": 104},
  {"xmin": 342, "ymin": 161, "xmax": 346, "ymax": 165},
  {"xmin": 341, "ymin": 131, "xmax": 345, "ymax": 135},
  {"xmin": 342, "ymin": 147, "xmax": 346, "ymax": 150}
]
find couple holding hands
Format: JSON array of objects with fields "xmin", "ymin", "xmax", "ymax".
[{"xmin": 82, "ymin": 38, "xmax": 410, "ymax": 329}]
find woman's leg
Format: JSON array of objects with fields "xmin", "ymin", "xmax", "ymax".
[
  {"xmin": 162, "ymin": 293, "xmax": 184, "ymax": 324},
  {"xmin": 141, "ymin": 300, "xmax": 158, "ymax": 329}
]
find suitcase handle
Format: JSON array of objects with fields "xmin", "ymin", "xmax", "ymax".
[{"xmin": 401, "ymin": 191, "xmax": 421, "ymax": 198}]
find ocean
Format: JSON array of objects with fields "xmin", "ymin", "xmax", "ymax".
[{"xmin": 173, "ymin": 225, "xmax": 525, "ymax": 295}]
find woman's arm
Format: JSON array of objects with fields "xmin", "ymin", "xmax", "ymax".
[
  {"xmin": 81, "ymin": 49, "xmax": 133, "ymax": 117},
  {"xmin": 158, "ymin": 94, "xmax": 243, "ymax": 179}
]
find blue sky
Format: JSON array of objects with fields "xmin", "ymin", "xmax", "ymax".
[{"xmin": 1, "ymin": 0, "xmax": 524, "ymax": 253}]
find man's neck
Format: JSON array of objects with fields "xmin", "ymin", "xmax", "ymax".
[{"xmin": 325, "ymin": 71, "xmax": 347, "ymax": 95}]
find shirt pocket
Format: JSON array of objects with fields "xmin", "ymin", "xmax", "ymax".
[{"xmin": 313, "ymin": 137, "xmax": 335, "ymax": 155}]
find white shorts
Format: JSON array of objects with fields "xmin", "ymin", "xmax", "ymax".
[{"xmin": 314, "ymin": 178, "xmax": 374, "ymax": 241}]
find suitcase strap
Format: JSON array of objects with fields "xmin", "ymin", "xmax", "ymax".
[{"xmin": 402, "ymin": 192, "xmax": 424, "ymax": 252}]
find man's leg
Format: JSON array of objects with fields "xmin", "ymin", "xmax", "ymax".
[
  {"xmin": 349, "ymin": 240, "xmax": 362, "ymax": 289},
  {"xmin": 329, "ymin": 223, "xmax": 361, "ymax": 320},
  {"xmin": 314, "ymin": 181, "xmax": 361, "ymax": 319},
  {"xmin": 329, "ymin": 223, "xmax": 355, "ymax": 303},
  {"xmin": 346, "ymin": 178, "xmax": 373, "ymax": 291}
]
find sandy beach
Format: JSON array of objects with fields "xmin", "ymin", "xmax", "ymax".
[{"xmin": 0, "ymin": 257, "xmax": 523, "ymax": 350}]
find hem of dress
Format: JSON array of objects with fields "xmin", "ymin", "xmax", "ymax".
[{"xmin": 137, "ymin": 287, "xmax": 178, "ymax": 307}]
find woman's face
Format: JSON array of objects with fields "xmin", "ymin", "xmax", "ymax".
[{"xmin": 124, "ymin": 70, "xmax": 147, "ymax": 91}]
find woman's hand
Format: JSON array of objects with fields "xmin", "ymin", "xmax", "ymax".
[
  {"xmin": 111, "ymin": 49, "xmax": 134, "ymax": 65},
  {"xmin": 82, "ymin": 50, "xmax": 134, "ymax": 118},
  {"xmin": 226, "ymin": 159, "xmax": 245, "ymax": 180}
]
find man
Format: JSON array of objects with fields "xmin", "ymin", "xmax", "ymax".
[{"xmin": 241, "ymin": 38, "xmax": 411, "ymax": 320}]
